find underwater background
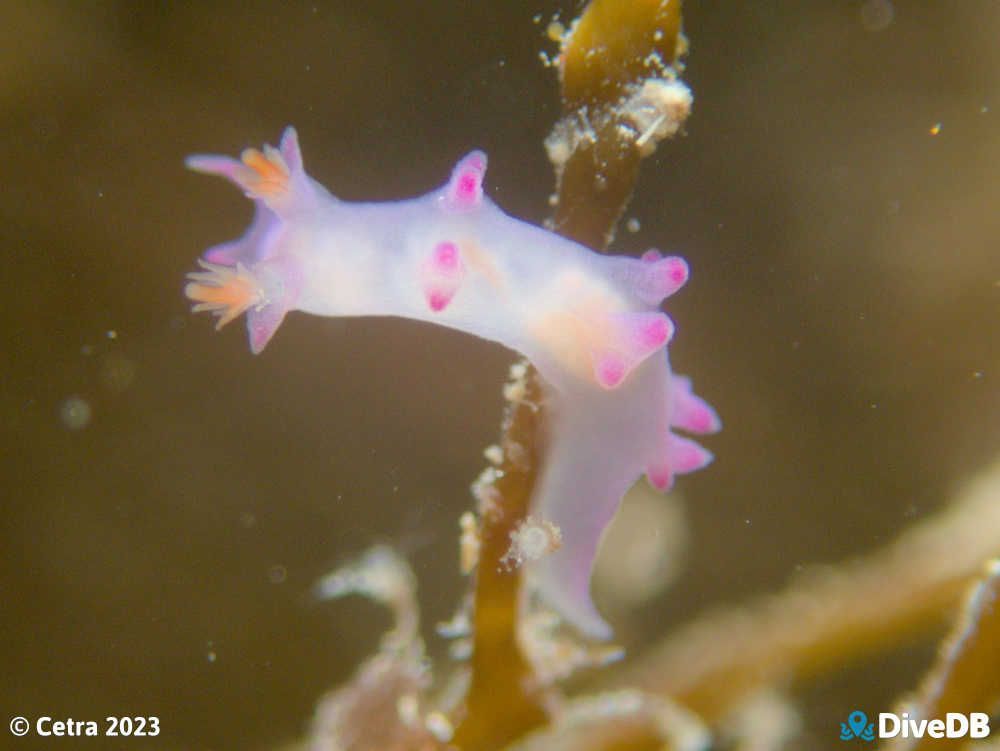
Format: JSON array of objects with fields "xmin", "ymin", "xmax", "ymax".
[{"xmin": 3, "ymin": 1, "xmax": 999, "ymax": 749}]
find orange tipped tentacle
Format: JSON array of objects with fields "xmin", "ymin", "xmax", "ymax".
[
  {"xmin": 239, "ymin": 146, "xmax": 291, "ymax": 198},
  {"xmin": 185, "ymin": 260, "xmax": 263, "ymax": 330}
]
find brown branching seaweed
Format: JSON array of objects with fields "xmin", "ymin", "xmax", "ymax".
[
  {"xmin": 309, "ymin": 547, "xmax": 449, "ymax": 751},
  {"xmin": 613, "ymin": 460, "xmax": 1000, "ymax": 725},
  {"xmin": 885, "ymin": 558, "xmax": 1000, "ymax": 751}
]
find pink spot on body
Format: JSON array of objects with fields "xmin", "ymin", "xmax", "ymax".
[
  {"xmin": 637, "ymin": 316, "xmax": 671, "ymax": 348},
  {"xmin": 421, "ymin": 241, "xmax": 466, "ymax": 312},
  {"xmin": 645, "ymin": 434, "xmax": 712, "ymax": 492},
  {"xmin": 431, "ymin": 241, "xmax": 460, "ymax": 271},
  {"xmin": 668, "ymin": 434, "xmax": 713, "ymax": 473},
  {"xmin": 647, "ymin": 256, "xmax": 688, "ymax": 298},
  {"xmin": 444, "ymin": 150, "xmax": 487, "ymax": 210},
  {"xmin": 594, "ymin": 355, "xmax": 626, "ymax": 388},
  {"xmin": 629, "ymin": 252, "xmax": 688, "ymax": 305},
  {"xmin": 645, "ymin": 459, "xmax": 674, "ymax": 491},
  {"xmin": 585, "ymin": 312, "xmax": 673, "ymax": 390},
  {"xmin": 456, "ymin": 173, "xmax": 478, "ymax": 201},
  {"xmin": 428, "ymin": 292, "xmax": 451, "ymax": 312},
  {"xmin": 684, "ymin": 408, "xmax": 716, "ymax": 433},
  {"xmin": 662, "ymin": 258, "xmax": 688, "ymax": 285},
  {"xmin": 670, "ymin": 375, "xmax": 722, "ymax": 434},
  {"xmin": 620, "ymin": 312, "xmax": 674, "ymax": 353}
]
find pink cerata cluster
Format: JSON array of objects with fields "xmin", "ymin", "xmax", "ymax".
[{"xmin": 184, "ymin": 128, "xmax": 719, "ymax": 639}]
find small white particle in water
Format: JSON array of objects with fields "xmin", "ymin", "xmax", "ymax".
[
  {"xmin": 972, "ymin": 371, "xmax": 983, "ymax": 379},
  {"xmin": 106, "ymin": 330, "xmax": 117, "ymax": 339},
  {"xmin": 626, "ymin": 217, "xmax": 641, "ymax": 233},
  {"xmin": 59, "ymin": 396, "xmax": 92, "ymax": 430},
  {"xmin": 267, "ymin": 565, "xmax": 287, "ymax": 584}
]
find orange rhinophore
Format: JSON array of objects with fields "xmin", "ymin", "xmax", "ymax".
[{"xmin": 239, "ymin": 145, "xmax": 291, "ymax": 198}]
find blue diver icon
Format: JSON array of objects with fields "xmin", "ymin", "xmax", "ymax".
[{"xmin": 840, "ymin": 710, "xmax": 875, "ymax": 741}]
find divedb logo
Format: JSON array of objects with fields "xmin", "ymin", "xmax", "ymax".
[{"xmin": 840, "ymin": 710, "xmax": 991, "ymax": 741}]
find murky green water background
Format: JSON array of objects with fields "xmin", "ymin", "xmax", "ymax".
[{"xmin": 3, "ymin": 2, "xmax": 999, "ymax": 749}]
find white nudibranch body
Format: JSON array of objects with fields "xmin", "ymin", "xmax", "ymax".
[{"xmin": 185, "ymin": 128, "xmax": 719, "ymax": 639}]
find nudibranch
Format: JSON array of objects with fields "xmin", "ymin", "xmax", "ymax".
[{"xmin": 184, "ymin": 127, "xmax": 719, "ymax": 639}]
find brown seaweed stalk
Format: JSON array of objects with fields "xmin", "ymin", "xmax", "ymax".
[
  {"xmin": 452, "ymin": 367, "xmax": 551, "ymax": 747},
  {"xmin": 548, "ymin": 0, "xmax": 689, "ymax": 249},
  {"xmin": 453, "ymin": 1, "xmax": 690, "ymax": 747}
]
